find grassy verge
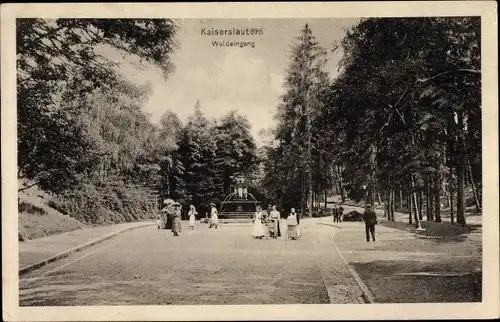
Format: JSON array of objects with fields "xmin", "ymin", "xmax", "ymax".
[
  {"xmin": 18, "ymin": 201, "xmax": 85, "ymax": 241},
  {"xmin": 352, "ymin": 260, "xmax": 481, "ymax": 303},
  {"xmin": 18, "ymin": 179, "xmax": 157, "ymax": 240}
]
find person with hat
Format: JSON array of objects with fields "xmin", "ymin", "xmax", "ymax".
[
  {"xmin": 286, "ymin": 208, "xmax": 299, "ymax": 240},
  {"xmin": 170, "ymin": 201, "xmax": 182, "ymax": 236},
  {"xmin": 269, "ymin": 205, "xmax": 281, "ymax": 238},
  {"xmin": 162, "ymin": 199, "xmax": 175, "ymax": 230},
  {"xmin": 252, "ymin": 205, "xmax": 266, "ymax": 239},
  {"xmin": 209, "ymin": 203, "xmax": 219, "ymax": 229},
  {"xmin": 188, "ymin": 205, "xmax": 197, "ymax": 230},
  {"xmin": 338, "ymin": 204, "xmax": 344, "ymax": 223},
  {"xmin": 362, "ymin": 204, "xmax": 378, "ymax": 242}
]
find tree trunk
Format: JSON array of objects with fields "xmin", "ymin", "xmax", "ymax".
[
  {"xmin": 418, "ymin": 190, "xmax": 424, "ymax": 221},
  {"xmin": 411, "ymin": 175, "xmax": 421, "ymax": 229},
  {"xmin": 425, "ymin": 176, "xmax": 431, "ymax": 221},
  {"xmin": 377, "ymin": 192, "xmax": 382, "ymax": 205},
  {"xmin": 449, "ymin": 167, "xmax": 454, "ymax": 225},
  {"xmin": 324, "ymin": 189, "xmax": 327, "ymax": 210},
  {"xmin": 337, "ymin": 166, "xmax": 346, "ymax": 203},
  {"xmin": 384, "ymin": 191, "xmax": 389, "ymax": 219},
  {"xmin": 457, "ymin": 162, "xmax": 467, "ymax": 226},
  {"xmin": 390, "ymin": 189, "xmax": 395, "ymax": 222},
  {"xmin": 434, "ymin": 172, "xmax": 442, "ymax": 223},
  {"xmin": 408, "ymin": 192, "xmax": 413, "ymax": 225},
  {"xmin": 456, "ymin": 112, "xmax": 467, "ymax": 226},
  {"xmin": 301, "ymin": 171, "xmax": 307, "ymax": 219},
  {"xmin": 399, "ymin": 188, "xmax": 403, "ymax": 209},
  {"xmin": 467, "ymin": 157, "xmax": 481, "ymax": 211}
]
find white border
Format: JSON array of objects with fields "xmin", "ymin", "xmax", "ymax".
[{"xmin": 2, "ymin": 2, "xmax": 498, "ymax": 321}]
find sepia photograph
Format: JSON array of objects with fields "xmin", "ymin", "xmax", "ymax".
[{"xmin": 2, "ymin": 2, "xmax": 498, "ymax": 321}]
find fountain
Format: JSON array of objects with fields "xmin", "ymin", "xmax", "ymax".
[{"xmin": 219, "ymin": 175, "xmax": 259, "ymax": 221}]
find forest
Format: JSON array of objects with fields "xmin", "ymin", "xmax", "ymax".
[{"xmin": 18, "ymin": 17, "xmax": 481, "ymax": 230}]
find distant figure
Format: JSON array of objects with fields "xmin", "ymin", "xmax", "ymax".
[
  {"xmin": 363, "ymin": 205, "xmax": 377, "ymax": 242},
  {"xmin": 252, "ymin": 206, "xmax": 266, "ymax": 239},
  {"xmin": 171, "ymin": 201, "xmax": 182, "ymax": 236},
  {"xmin": 188, "ymin": 205, "xmax": 197, "ymax": 230},
  {"xmin": 209, "ymin": 203, "xmax": 219, "ymax": 229},
  {"xmin": 333, "ymin": 205, "xmax": 338, "ymax": 223},
  {"xmin": 338, "ymin": 204, "xmax": 344, "ymax": 222},
  {"xmin": 269, "ymin": 205, "xmax": 281, "ymax": 238},
  {"xmin": 286, "ymin": 208, "xmax": 299, "ymax": 240},
  {"xmin": 162, "ymin": 199, "xmax": 175, "ymax": 230}
]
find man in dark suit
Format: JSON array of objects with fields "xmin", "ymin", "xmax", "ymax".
[
  {"xmin": 363, "ymin": 205, "xmax": 377, "ymax": 242},
  {"xmin": 338, "ymin": 204, "xmax": 344, "ymax": 222}
]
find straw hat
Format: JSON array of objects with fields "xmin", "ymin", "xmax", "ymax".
[{"xmin": 163, "ymin": 199, "xmax": 175, "ymax": 206}]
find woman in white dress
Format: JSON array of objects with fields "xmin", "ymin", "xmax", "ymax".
[
  {"xmin": 209, "ymin": 203, "xmax": 219, "ymax": 229},
  {"xmin": 286, "ymin": 208, "xmax": 299, "ymax": 240},
  {"xmin": 188, "ymin": 205, "xmax": 197, "ymax": 230},
  {"xmin": 252, "ymin": 206, "xmax": 266, "ymax": 239}
]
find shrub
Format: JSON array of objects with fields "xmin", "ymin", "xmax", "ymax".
[
  {"xmin": 18, "ymin": 201, "xmax": 47, "ymax": 216},
  {"xmin": 49, "ymin": 181, "xmax": 157, "ymax": 225}
]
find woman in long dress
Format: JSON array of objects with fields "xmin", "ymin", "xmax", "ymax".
[
  {"xmin": 286, "ymin": 208, "xmax": 299, "ymax": 240},
  {"xmin": 269, "ymin": 205, "xmax": 281, "ymax": 238},
  {"xmin": 161, "ymin": 199, "xmax": 174, "ymax": 229},
  {"xmin": 188, "ymin": 205, "xmax": 197, "ymax": 230},
  {"xmin": 209, "ymin": 203, "xmax": 219, "ymax": 229},
  {"xmin": 252, "ymin": 206, "xmax": 266, "ymax": 239},
  {"xmin": 171, "ymin": 202, "xmax": 182, "ymax": 236}
]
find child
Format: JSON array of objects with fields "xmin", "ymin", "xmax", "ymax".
[{"xmin": 188, "ymin": 205, "xmax": 197, "ymax": 230}]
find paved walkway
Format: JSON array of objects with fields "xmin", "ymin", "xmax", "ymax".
[
  {"xmin": 19, "ymin": 219, "xmax": 363, "ymax": 306},
  {"xmin": 19, "ymin": 221, "xmax": 154, "ymax": 269},
  {"xmin": 19, "ymin": 217, "xmax": 330, "ymax": 270},
  {"xmin": 315, "ymin": 213, "xmax": 482, "ymax": 303}
]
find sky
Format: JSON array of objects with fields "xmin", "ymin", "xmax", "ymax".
[{"xmin": 117, "ymin": 18, "xmax": 359, "ymax": 145}]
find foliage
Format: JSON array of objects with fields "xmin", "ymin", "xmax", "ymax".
[
  {"xmin": 175, "ymin": 103, "xmax": 258, "ymax": 213},
  {"xmin": 261, "ymin": 18, "xmax": 481, "ymax": 225},
  {"xmin": 17, "ymin": 18, "xmax": 178, "ymax": 194}
]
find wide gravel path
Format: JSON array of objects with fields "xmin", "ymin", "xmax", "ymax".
[{"xmin": 20, "ymin": 221, "xmax": 363, "ymax": 306}]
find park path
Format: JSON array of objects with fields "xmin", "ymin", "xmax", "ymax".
[
  {"xmin": 19, "ymin": 221, "xmax": 154, "ymax": 269},
  {"xmin": 19, "ymin": 219, "xmax": 364, "ymax": 306},
  {"xmin": 315, "ymin": 206, "xmax": 482, "ymax": 303}
]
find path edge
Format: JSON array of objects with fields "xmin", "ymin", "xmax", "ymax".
[
  {"xmin": 19, "ymin": 222, "xmax": 154, "ymax": 276},
  {"xmin": 316, "ymin": 222, "xmax": 376, "ymax": 304}
]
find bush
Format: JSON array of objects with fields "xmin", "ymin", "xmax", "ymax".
[
  {"xmin": 343, "ymin": 210, "xmax": 364, "ymax": 222},
  {"xmin": 18, "ymin": 201, "xmax": 47, "ymax": 216},
  {"xmin": 49, "ymin": 182, "xmax": 157, "ymax": 225}
]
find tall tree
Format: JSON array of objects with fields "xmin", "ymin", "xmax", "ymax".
[
  {"xmin": 17, "ymin": 18, "xmax": 178, "ymax": 193},
  {"xmin": 275, "ymin": 23, "xmax": 329, "ymax": 216}
]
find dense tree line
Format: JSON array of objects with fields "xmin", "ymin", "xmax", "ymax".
[
  {"xmin": 18, "ymin": 18, "xmax": 481, "ymax": 227},
  {"xmin": 261, "ymin": 18, "xmax": 481, "ymax": 227},
  {"xmin": 17, "ymin": 19, "xmax": 258, "ymax": 223}
]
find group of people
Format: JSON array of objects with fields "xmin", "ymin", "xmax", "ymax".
[
  {"xmin": 161, "ymin": 200, "xmax": 219, "ymax": 237},
  {"xmin": 251, "ymin": 205, "xmax": 302, "ymax": 240},
  {"xmin": 332, "ymin": 203, "xmax": 377, "ymax": 242},
  {"xmin": 160, "ymin": 199, "xmax": 183, "ymax": 236},
  {"xmin": 162, "ymin": 198, "xmax": 378, "ymax": 242},
  {"xmin": 332, "ymin": 204, "xmax": 344, "ymax": 223}
]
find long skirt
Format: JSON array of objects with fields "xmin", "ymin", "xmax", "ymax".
[
  {"xmin": 210, "ymin": 215, "xmax": 219, "ymax": 228},
  {"xmin": 189, "ymin": 215, "xmax": 196, "ymax": 228},
  {"xmin": 287, "ymin": 225, "xmax": 299, "ymax": 239},
  {"xmin": 172, "ymin": 217, "xmax": 182, "ymax": 234},
  {"xmin": 166, "ymin": 215, "xmax": 173, "ymax": 230},
  {"xmin": 252, "ymin": 220, "xmax": 266, "ymax": 238}
]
